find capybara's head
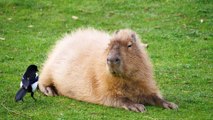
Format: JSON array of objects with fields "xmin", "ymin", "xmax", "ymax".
[{"xmin": 106, "ymin": 29, "xmax": 146, "ymax": 78}]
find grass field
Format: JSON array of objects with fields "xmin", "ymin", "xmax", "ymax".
[{"xmin": 0, "ymin": 0, "xmax": 212, "ymax": 119}]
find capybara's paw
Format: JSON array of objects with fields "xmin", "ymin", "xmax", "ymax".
[
  {"xmin": 122, "ymin": 103, "xmax": 146, "ymax": 112},
  {"xmin": 163, "ymin": 102, "xmax": 178, "ymax": 110}
]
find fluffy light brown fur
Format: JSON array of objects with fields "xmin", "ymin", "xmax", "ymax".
[{"xmin": 39, "ymin": 28, "xmax": 178, "ymax": 112}]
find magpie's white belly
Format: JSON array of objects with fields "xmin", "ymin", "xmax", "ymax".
[
  {"xmin": 31, "ymin": 82, "xmax": 38, "ymax": 92},
  {"xmin": 20, "ymin": 82, "xmax": 23, "ymax": 88}
]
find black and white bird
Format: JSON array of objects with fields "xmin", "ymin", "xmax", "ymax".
[{"xmin": 15, "ymin": 65, "xmax": 39, "ymax": 102}]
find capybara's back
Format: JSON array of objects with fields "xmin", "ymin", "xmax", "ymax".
[
  {"xmin": 39, "ymin": 28, "xmax": 178, "ymax": 112},
  {"xmin": 39, "ymin": 29, "xmax": 110, "ymax": 101}
]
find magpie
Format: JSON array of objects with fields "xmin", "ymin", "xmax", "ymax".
[{"xmin": 15, "ymin": 65, "xmax": 39, "ymax": 102}]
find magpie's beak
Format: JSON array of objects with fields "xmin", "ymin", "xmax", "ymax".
[{"xmin": 23, "ymin": 80, "xmax": 30, "ymax": 89}]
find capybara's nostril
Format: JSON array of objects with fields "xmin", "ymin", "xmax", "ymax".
[
  {"xmin": 115, "ymin": 58, "xmax": 120, "ymax": 64},
  {"xmin": 107, "ymin": 57, "xmax": 120, "ymax": 65}
]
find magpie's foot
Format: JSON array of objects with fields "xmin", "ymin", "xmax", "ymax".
[{"xmin": 32, "ymin": 97, "xmax": 37, "ymax": 101}]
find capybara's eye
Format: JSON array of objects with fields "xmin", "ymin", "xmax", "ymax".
[
  {"xmin": 127, "ymin": 41, "xmax": 132, "ymax": 48},
  {"xmin": 128, "ymin": 44, "xmax": 132, "ymax": 48}
]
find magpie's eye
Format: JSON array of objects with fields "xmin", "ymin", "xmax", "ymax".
[{"xmin": 127, "ymin": 44, "xmax": 132, "ymax": 48}]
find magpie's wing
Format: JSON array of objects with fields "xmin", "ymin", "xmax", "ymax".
[
  {"xmin": 15, "ymin": 87, "xmax": 27, "ymax": 102},
  {"xmin": 23, "ymin": 71, "xmax": 38, "ymax": 87},
  {"xmin": 22, "ymin": 77, "xmax": 30, "ymax": 89},
  {"xmin": 30, "ymin": 73, "xmax": 39, "ymax": 84}
]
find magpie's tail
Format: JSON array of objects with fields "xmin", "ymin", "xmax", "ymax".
[{"xmin": 15, "ymin": 88, "xmax": 27, "ymax": 102}]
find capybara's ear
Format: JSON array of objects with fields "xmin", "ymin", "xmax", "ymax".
[
  {"xmin": 131, "ymin": 32, "xmax": 137, "ymax": 42},
  {"xmin": 115, "ymin": 30, "xmax": 120, "ymax": 34}
]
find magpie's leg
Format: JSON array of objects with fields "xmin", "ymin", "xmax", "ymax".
[
  {"xmin": 31, "ymin": 92, "xmax": 36, "ymax": 101},
  {"xmin": 21, "ymin": 98, "xmax": 24, "ymax": 102}
]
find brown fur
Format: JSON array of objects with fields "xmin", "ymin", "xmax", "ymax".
[{"xmin": 39, "ymin": 28, "xmax": 178, "ymax": 112}]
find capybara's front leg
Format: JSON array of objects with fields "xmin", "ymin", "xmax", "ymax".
[
  {"xmin": 121, "ymin": 99, "xmax": 146, "ymax": 112},
  {"xmin": 105, "ymin": 97, "xmax": 146, "ymax": 112},
  {"xmin": 140, "ymin": 94, "xmax": 178, "ymax": 109}
]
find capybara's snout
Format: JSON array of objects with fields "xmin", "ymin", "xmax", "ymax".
[{"xmin": 107, "ymin": 55, "xmax": 121, "ymax": 65}]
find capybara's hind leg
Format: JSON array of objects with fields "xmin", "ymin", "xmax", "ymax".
[
  {"xmin": 39, "ymin": 85, "xmax": 58, "ymax": 96},
  {"xmin": 38, "ymin": 67, "xmax": 58, "ymax": 96}
]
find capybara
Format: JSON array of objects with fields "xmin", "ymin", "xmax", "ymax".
[{"xmin": 39, "ymin": 28, "xmax": 178, "ymax": 112}]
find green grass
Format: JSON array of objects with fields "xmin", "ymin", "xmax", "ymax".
[{"xmin": 0, "ymin": 0, "xmax": 212, "ymax": 119}]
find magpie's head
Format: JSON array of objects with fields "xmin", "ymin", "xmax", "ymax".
[{"xmin": 27, "ymin": 65, "xmax": 38, "ymax": 72}]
